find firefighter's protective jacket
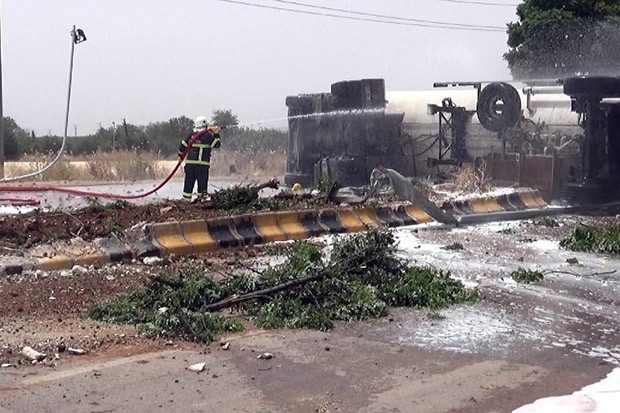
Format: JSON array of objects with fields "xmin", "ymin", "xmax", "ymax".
[{"xmin": 178, "ymin": 130, "xmax": 221, "ymax": 166}]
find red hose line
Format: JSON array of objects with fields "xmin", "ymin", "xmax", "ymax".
[
  {"xmin": 0, "ymin": 197, "xmax": 41, "ymax": 206},
  {"xmin": 0, "ymin": 128, "xmax": 211, "ymax": 202}
]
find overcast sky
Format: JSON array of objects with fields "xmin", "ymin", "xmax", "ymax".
[{"xmin": 1, "ymin": 0, "xmax": 518, "ymax": 136}]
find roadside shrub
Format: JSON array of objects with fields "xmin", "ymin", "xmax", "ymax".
[
  {"xmin": 87, "ymin": 229, "xmax": 479, "ymax": 341},
  {"xmin": 560, "ymin": 224, "xmax": 620, "ymax": 254}
]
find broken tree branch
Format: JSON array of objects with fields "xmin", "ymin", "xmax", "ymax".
[
  {"xmin": 255, "ymin": 179, "xmax": 279, "ymax": 191},
  {"xmin": 205, "ymin": 272, "xmax": 326, "ymax": 312}
]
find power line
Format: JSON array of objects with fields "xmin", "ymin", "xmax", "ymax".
[
  {"xmin": 433, "ymin": 0, "xmax": 519, "ymax": 7},
  {"xmin": 213, "ymin": 0, "xmax": 506, "ymax": 32},
  {"xmin": 268, "ymin": 0, "xmax": 504, "ymax": 30}
]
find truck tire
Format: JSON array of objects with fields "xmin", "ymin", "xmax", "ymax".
[
  {"xmin": 476, "ymin": 82, "xmax": 522, "ymax": 132},
  {"xmin": 563, "ymin": 76, "xmax": 620, "ymax": 98}
]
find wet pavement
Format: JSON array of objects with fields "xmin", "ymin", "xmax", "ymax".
[{"xmin": 0, "ymin": 177, "xmax": 278, "ymax": 213}]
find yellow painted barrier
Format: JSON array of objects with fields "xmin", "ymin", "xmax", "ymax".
[{"xmin": 150, "ymin": 222, "xmax": 193, "ymax": 255}]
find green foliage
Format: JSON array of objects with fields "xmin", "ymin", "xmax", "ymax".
[
  {"xmin": 218, "ymin": 126, "xmax": 287, "ymax": 153},
  {"xmin": 560, "ymin": 223, "xmax": 620, "ymax": 254},
  {"xmin": 511, "ymin": 268, "xmax": 544, "ymax": 284},
  {"xmin": 211, "ymin": 109, "xmax": 239, "ymax": 129},
  {"xmin": 7, "ymin": 110, "xmax": 288, "ymax": 159},
  {"xmin": 144, "ymin": 116, "xmax": 194, "ymax": 154},
  {"xmin": 104, "ymin": 219, "xmax": 124, "ymax": 236},
  {"xmin": 87, "ymin": 229, "xmax": 478, "ymax": 341},
  {"xmin": 505, "ymin": 0, "xmax": 620, "ymax": 78},
  {"xmin": 316, "ymin": 178, "xmax": 333, "ymax": 194},
  {"xmin": 442, "ymin": 242, "xmax": 464, "ymax": 251},
  {"xmin": 211, "ymin": 185, "xmax": 261, "ymax": 210},
  {"xmin": 244, "ymin": 229, "xmax": 477, "ymax": 329},
  {"xmin": 535, "ymin": 217, "xmax": 559, "ymax": 228},
  {"xmin": 254, "ymin": 299, "xmax": 333, "ymax": 331},
  {"xmin": 86, "ymin": 273, "xmax": 243, "ymax": 342},
  {"xmin": 3, "ymin": 117, "xmax": 30, "ymax": 160}
]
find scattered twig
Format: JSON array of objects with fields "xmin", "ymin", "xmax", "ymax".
[
  {"xmin": 57, "ymin": 211, "xmax": 85, "ymax": 237},
  {"xmin": 233, "ymin": 260, "xmax": 265, "ymax": 277},
  {"xmin": 544, "ymin": 269, "xmax": 617, "ymax": 278}
]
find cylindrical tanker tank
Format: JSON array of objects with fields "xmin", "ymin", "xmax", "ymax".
[{"xmin": 385, "ymin": 83, "xmax": 581, "ymax": 174}]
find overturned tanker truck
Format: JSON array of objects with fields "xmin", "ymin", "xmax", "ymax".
[{"xmin": 284, "ymin": 77, "xmax": 620, "ymax": 203}]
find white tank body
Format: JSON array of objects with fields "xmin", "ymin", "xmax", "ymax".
[{"xmin": 385, "ymin": 84, "xmax": 582, "ymax": 162}]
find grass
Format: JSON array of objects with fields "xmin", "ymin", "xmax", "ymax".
[
  {"xmin": 560, "ymin": 224, "xmax": 620, "ymax": 254},
  {"xmin": 86, "ymin": 229, "xmax": 479, "ymax": 342},
  {"xmin": 6, "ymin": 149, "xmax": 287, "ymax": 182},
  {"xmin": 510, "ymin": 268, "xmax": 544, "ymax": 284}
]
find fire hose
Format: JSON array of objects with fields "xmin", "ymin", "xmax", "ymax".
[{"xmin": 0, "ymin": 127, "xmax": 221, "ymax": 207}]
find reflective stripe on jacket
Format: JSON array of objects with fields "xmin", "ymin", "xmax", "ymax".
[{"xmin": 178, "ymin": 131, "xmax": 221, "ymax": 166}]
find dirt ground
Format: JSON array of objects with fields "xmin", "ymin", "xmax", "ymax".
[
  {"xmin": 0, "ymin": 190, "xmax": 323, "ymax": 250},
  {"xmin": 1, "ymin": 212, "xmax": 619, "ymax": 412}
]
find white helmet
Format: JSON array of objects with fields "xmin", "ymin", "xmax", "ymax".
[{"xmin": 194, "ymin": 115, "xmax": 208, "ymax": 132}]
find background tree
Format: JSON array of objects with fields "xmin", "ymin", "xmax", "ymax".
[
  {"xmin": 3, "ymin": 117, "xmax": 30, "ymax": 159},
  {"xmin": 211, "ymin": 109, "xmax": 239, "ymax": 129},
  {"xmin": 505, "ymin": 0, "xmax": 620, "ymax": 79},
  {"xmin": 3, "ymin": 113, "xmax": 288, "ymax": 159},
  {"xmin": 144, "ymin": 116, "xmax": 194, "ymax": 155}
]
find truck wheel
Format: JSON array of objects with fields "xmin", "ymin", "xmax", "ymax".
[
  {"xmin": 476, "ymin": 82, "xmax": 522, "ymax": 132},
  {"xmin": 563, "ymin": 76, "xmax": 620, "ymax": 98}
]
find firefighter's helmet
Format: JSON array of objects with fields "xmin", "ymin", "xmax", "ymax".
[{"xmin": 194, "ymin": 115, "xmax": 208, "ymax": 131}]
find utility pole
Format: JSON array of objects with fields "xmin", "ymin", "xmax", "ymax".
[
  {"xmin": 112, "ymin": 121, "xmax": 116, "ymax": 150},
  {"xmin": 0, "ymin": 7, "xmax": 5, "ymax": 179}
]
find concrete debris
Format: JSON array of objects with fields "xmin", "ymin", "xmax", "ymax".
[
  {"xmin": 67, "ymin": 348, "xmax": 87, "ymax": 355},
  {"xmin": 158, "ymin": 307, "xmax": 168, "ymax": 314},
  {"xmin": 72, "ymin": 265, "xmax": 88, "ymax": 275},
  {"xmin": 1, "ymin": 363, "xmax": 12, "ymax": 368},
  {"xmin": 189, "ymin": 362, "xmax": 206, "ymax": 372},
  {"xmin": 257, "ymin": 352, "xmax": 274, "ymax": 360},
  {"xmin": 22, "ymin": 346, "xmax": 46, "ymax": 362},
  {"xmin": 221, "ymin": 342, "xmax": 230, "ymax": 351},
  {"xmin": 60, "ymin": 270, "xmax": 72, "ymax": 277},
  {"xmin": 160, "ymin": 206, "xmax": 173, "ymax": 214},
  {"xmin": 143, "ymin": 256, "xmax": 163, "ymax": 266}
]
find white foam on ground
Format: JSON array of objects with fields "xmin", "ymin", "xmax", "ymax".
[
  {"xmin": 0, "ymin": 205, "xmax": 38, "ymax": 215},
  {"xmin": 396, "ymin": 306, "xmax": 544, "ymax": 354},
  {"xmin": 513, "ymin": 367, "xmax": 620, "ymax": 412},
  {"xmin": 529, "ymin": 239, "xmax": 559, "ymax": 251},
  {"xmin": 434, "ymin": 187, "xmax": 518, "ymax": 202}
]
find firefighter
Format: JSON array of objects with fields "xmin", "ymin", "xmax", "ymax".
[{"xmin": 178, "ymin": 115, "xmax": 221, "ymax": 201}]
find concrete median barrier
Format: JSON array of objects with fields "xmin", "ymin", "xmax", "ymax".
[{"xmin": 0, "ymin": 189, "xmax": 551, "ymax": 275}]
